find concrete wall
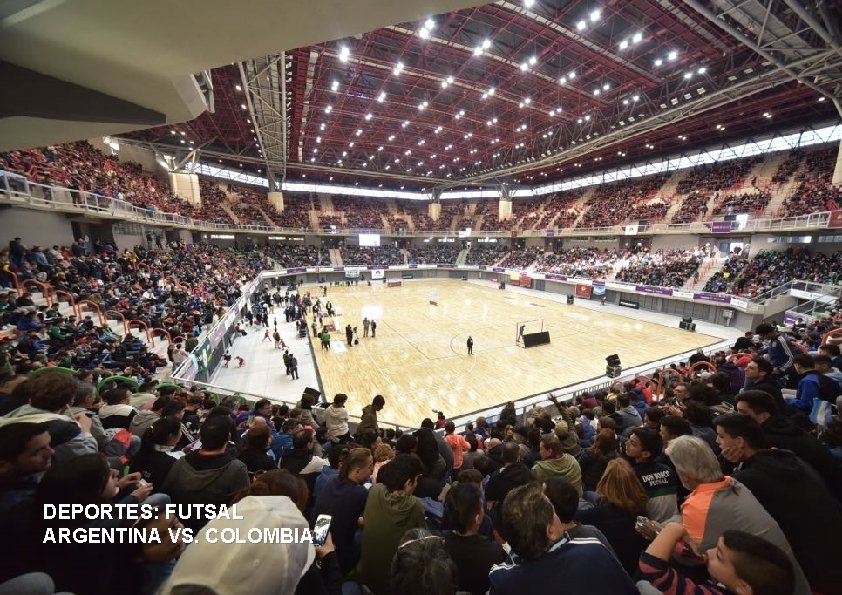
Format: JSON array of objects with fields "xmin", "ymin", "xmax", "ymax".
[
  {"xmin": 0, "ymin": 207, "xmax": 74, "ymax": 247},
  {"xmin": 651, "ymin": 234, "xmax": 700, "ymax": 251}
]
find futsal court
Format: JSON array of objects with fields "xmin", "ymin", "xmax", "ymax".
[{"xmin": 211, "ymin": 278, "xmax": 739, "ymax": 428}]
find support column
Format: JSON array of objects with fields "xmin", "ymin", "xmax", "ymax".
[
  {"xmin": 268, "ymin": 191, "xmax": 284, "ymax": 212},
  {"xmin": 169, "ymin": 172, "xmax": 200, "ymax": 206},
  {"xmin": 832, "ymin": 139, "xmax": 842, "ymax": 186},
  {"xmin": 429, "ymin": 201, "xmax": 441, "ymax": 220}
]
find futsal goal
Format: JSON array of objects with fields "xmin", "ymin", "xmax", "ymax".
[{"xmin": 515, "ymin": 319, "xmax": 544, "ymax": 347}]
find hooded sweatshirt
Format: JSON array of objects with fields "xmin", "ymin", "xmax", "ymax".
[
  {"xmin": 532, "ymin": 454, "xmax": 583, "ymax": 494},
  {"xmin": 356, "ymin": 404, "xmax": 378, "ymax": 436},
  {"xmin": 358, "ymin": 483, "xmax": 425, "ymax": 595},
  {"xmin": 734, "ymin": 449, "xmax": 842, "ymax": 592},
  {"xmin": 1, "ymin": 405, "xmax": 97, "ymax": 463},
  {"xmin": 761, "ymin": 415, "xmax": 842, "ymax": 501},
  {"xmin": 160, "ymin": 451, "xmax": 249, "ymax": 531}
]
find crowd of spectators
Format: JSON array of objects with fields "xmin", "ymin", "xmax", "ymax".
[
  {"xmin": 408, "ymin": 244, "xmax": 461, "ymax": 265},
  {"xmin": 272, "ymin": 195, "xmax": 315, "ymax": 229},
  {"xmin": 675, "ymin": 157, "xmax": 762, "ymax": 194},
  {"xmin": 614, "ymin": 249, "xmax": 703, "ymax": 288},
  {"xmin": 779, "ymin": 147, "xmax": 841, "ymax": 217},
  {"xmin": 533, "ymin": 248, "xmax": 621, "ymax": 279},
  {"xmin": 317, "ymin": 214, "xmax": 344, "ymax": 228},
  {"xmin": 5, "ymin": 318, "xmax": 842, "ymax": 594},
  {"xmin": 704, "ymin": 248, "xmax": 842, "ymax": 296},
  {"xmin": 385, "ymin": 215, "xmax": 410, "ymax": 232},
  {"xmin": 333, "ymin": 197, "xmax": 385, "ymax": 229},
  {"xmin": 226, "ymin": 184, "xmax": 277, "ymax": 226},
  {"xmin": 577, "ymin": 174, "xmax": 671, "ymax": 228},
  {"xmin": 196, "ymin": 179, "xmax": 236, "ymax": 225},
  {"xmin": 670, "ymin": 191, "xmax": 710, "ymax": 224},
  {"xmin": 498, "ymin": 247, "xmax": 542, "ymax": 269},
  {"xmin": 464, "ymin": 244, "xmax": 507, "ymax": 266},
  {"xmin": 711, "ymin": 189, "xmax": 772, "ymax": 216},
  {"xmin": 340, "ymin": 246, "xmax": 404, "ymax": 266},
  {"xmin": 265, "ymin": 244, "xmax": 328, "ymax": 268},
  {"xmin": 771, "ymin": 150, "xmax": 804, "ymax": 184}
]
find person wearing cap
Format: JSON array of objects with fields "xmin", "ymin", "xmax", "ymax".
[{"xmin": 160, "ymin": 496, "xmax": 328, "ymax": 595}]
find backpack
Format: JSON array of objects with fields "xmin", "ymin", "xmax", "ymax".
[{"xmin": 807, "ymin": 373, "xmax": 842, "ymax": 403}]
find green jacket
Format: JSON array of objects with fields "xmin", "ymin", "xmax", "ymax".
[
  {"xmin": 358, "ymin": 483, "xmax": 425, "ymax": 594},
  {"xmin": 532, "ymin": 454, "xmax": 583, "ymax": 495}
]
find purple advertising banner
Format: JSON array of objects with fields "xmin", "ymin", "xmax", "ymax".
[
  {"xmin": 693, "ymin": 292, "xmax": 732, "ymax": 304},
  {"xmin": 437, "ymin": 264, "xmax": 456, "ymax": 269},
  {"xmin": 493, "ymin": 267, "xmax": 506, "ymax": 273},
  {"xmin": 544, "ymin": 273, "xmax": 568, "ymax": 281},
  {"xmin": 333, "ymin": 267, "xmax": 344, "ymax": 272},
  {"xmin": 783, "ymin": 311, "xmax": 806, "ymax": 326},
  {"xmin": 286, "ymin": 267, "xmax": 307, "ymax": 274},
  {"xmin": 546, "ymin": 229, "xmax": 555, "ymax": 237},
  {"xmin": 636, "ymin": 285, "xmax": 674, "ymax": 296},
  {"xmin": 711, "ymin": 221, "xmax": 732, "ymax": 233},
  {"xmin": 409, "ymin": 264, "xmax": 418, "ymax": 269},
  {"xmin": 592, "ymin": 280, "xmax": 606, "ymax": 287},
  {"xmin": 366, "ymin": 265, "xmax": 388, "ymax": 270}
]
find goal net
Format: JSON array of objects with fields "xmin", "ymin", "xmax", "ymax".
[{"xmin": 515, "ymin": 319, "xmax": 544, "ymax": 347}]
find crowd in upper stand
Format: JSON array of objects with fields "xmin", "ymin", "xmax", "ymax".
[
  {"xmin": 675, "ymin": 157, "xmax": 762, "ymax": 194},
  {"xmin": 3, "ymin": 142, "xmax": 841, "ymax": 235},
  {"xmin": 264, "ymin": 244, "xmax": 329, "ymax": 268},
  {"xmin": 332, "ymin": 197, "xmax": 385, "ymax": 229},
  {"xmin": 670, "ymin": 191, "xmax": 710, "ymax": 224},
  {"xmin": 711, "ymin": 189, "xmax": 772, "ymax": 216},
  {"xmin": 779, "ymin": 147, "xmax": 842, "ymax": 218},
  {"xmin": 704, "ymin": 248, "xmax": 842, "ymax": 296},
  {"xmin": 614, "ymin": 249, "xmax": 703, "ymax": 288},
  {"xmin": 577, "ymin": 174, "xmax": 671, "ymax": 228}
]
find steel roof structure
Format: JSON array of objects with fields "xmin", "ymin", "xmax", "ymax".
[{"xmin": 124, "ymin": 0, "xmax": 842, "ymax": 191}]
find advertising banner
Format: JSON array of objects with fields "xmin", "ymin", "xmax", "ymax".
[
  {"xmin": 370, "ymin": 269, "xmax": 385, "ymax": 279},
  {"xmin": 546, "ymin": 229, "xmax": 555, "ymax": 237},
  {"xmin": 828, "ymin": 210, "xmax": 842, "ymax": 228},
  {"xmin": 592, "ymin": 284, "xmax": 606, "ymax": 296},
  {"xmin": 575, "ymin": 284, "xmax": 593, "ymax": 299},
  {"xmin": 544, "ymin": 273, "xmax": 567, "ymax": 281},
  {"xmin": 520, "ymin": 274, "xmax": 533, "ymax": 288},
  {"xmin": 711, "ymin": 221, "xmax": 732, "ymax": 233},
  {"xmin": 671, "ymin": 290, "xmax": 694, "ymax": 299},
  {"xmin": 619, "ymin": 299, "xmax": 640, "ymax": 309},
  {"xmin": 636, "ymin": 285, "xmax": 673, "ymax": 296},
  {"xmin": 693, "ymin": 292, "xmax": 732, "ymax": 304}
]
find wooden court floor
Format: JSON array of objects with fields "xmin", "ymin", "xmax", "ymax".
[{"xmin": 310, "ymin": 280, "xmax": 720, "ymax": 428}]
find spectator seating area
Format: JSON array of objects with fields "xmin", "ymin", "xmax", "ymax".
[
  {"xmin": 704, "ymin": 248, "xmax": 842, "ymax": 296},
  {"xmin": 670, "ymin": 191, "xmax": 710, "ymax": 224},
  {"xmin": 332, "ymin": 197, "xmax": 385, "ymax": 229},
  {"xmin": 779, "ymin": 147, "xmax": 842, "ymax": 217},
  {"xmin": 533, "ymin": 248, "xmax": 620, "ymax": 278},
  {"xmin": 266, "ymin": 244, "xmax": 329, "ymax": 267},
  {"xmin": 498, "ymin": 246, "xmax": 542, "ymax": 269},
  {"xmin": 675, "ymin": 157, "xmax": 762, "ymax": 194},
  {"xmin": 4, "ymin": 143, "xmax": 840, "ymax": 236},
  {"xmin": 614, "ymin": 249, "xmax": 703, "ymax": 288},
  {"xmin": 339, "ymin": 245, "xmax": 404, "ymax": 266},
  {"xmin": 577, "ymin": 174, "xmax": 671, "ymax": 228},
  {"xmin": 711, "ymin": 189, "xmax": 772, "ymax": 216},
  {"xmin": 464, "ymin": 244, "xmax": 507, "ymax": 266},
  {"xmin": 408, "ymin": 244, "xmax": 461, "ymax": 264}
]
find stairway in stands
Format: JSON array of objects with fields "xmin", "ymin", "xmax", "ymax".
[
  {"xmin": 571, "ymin": 186, "xmax": 597, "ymax": 227},
  {"xmin": 683, "ymin": 256, "xmax": 728, "ymax": 291},
  {"xmin": 219, "ymin": 203, "xmax": 241, "ymax": 225}
]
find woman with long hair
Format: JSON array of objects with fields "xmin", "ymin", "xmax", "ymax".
[
  {"xmin": 324, "ymin": 393, "xmax": 350, "ymax": 443},
  {"xmin": 310, "ymin": 447, "xmax": 374, "ymax": 574},
  {"xmin": 131, "ymin": 416, "xmax": 183, "ymax": 488},
  {"xmin": 577, "ymin": 428, "xmax": 618, "ymax": 492},
  {"xmin": 575, "ymin": 458, "xmax": 649, "ymax": 575}
]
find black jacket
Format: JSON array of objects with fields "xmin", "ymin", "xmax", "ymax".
[
  {"xmin": 761, "ymin": 415, "xmax": 842, "ymax": 501},
  {"xmin": 735, "ymin": 449, "xmax": 842, "ymax": 592},
  {"xmin": 486, "ymin": 462, "xmax": 533, "ymax": 505}
]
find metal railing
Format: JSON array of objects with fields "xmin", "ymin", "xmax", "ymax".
[{"xmin": 1, "ymin": 169, "xmax": 835, "ymax": 238}]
